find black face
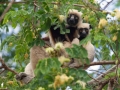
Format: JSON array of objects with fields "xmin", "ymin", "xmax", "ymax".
[
  {"xmin": 67, "ymin": 14, "xmax": 79, "ymax": 26},
  {"xmin": 78, "ymin": 28, "xmax": 89, "ymax": 40}
]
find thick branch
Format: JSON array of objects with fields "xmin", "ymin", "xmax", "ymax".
[
  {"xmin": 0, "ymin": 0, "xmax": 15, "ymax": 23},
  {"xmin": 107, "ymin": 80, "xmax": 114, "ymax": 90},
  {"xmin": 0, "ymin": 57, "xmax": 18, "ymax": 75},
  {"xmin": 96, "ymin": 79, "xmax": 109, "ymax": 90},
  {"xmin": 87, "ymin": 65, "xmax": 116, "ymax": 85},
  {"xmin": 77, "ymin": 60, "xmax": 115, "ymax": 68}
]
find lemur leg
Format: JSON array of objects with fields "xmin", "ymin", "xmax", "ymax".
[
  {"xmin": 62, "ymin": 38, "xmax": 80, "ymax": 67},
  {"xmin": 16, "ymin": 63, "xmax": 34, "ymax": 84},
  {"xmin": 16, "ymin": 46, "xmax": 48, "ymax": 84},
  {"xmin": 24, "ymin": 63, "xmax": 34, "ymax": 77},
  {"xmin": 68, "ymin": 38, "xmax": 84, "ymax": 68},
  {"xmin": 69, "ymin": 60, "xmax": 81, "ymax": 68},
  {"xmin": 30, "ymin": 46, "xmax": 48, "ymax": 70}
]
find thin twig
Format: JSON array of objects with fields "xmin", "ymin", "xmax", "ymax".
[
  {"xmin": 95, "ymin": 53, "xmax": 107, "ymax": 71},
  {"xmin": 102, "ymin": 0, "xmax": 114, "ymax": 10},
  {"xmin": 0, "ymin": 0, "xmax": 15, "ymax": 23},
  {"xmin": 98, "ymin": 0, "xmax": 104, "ymax": 4},
  {"xmin": 87, "ymin": 74, "xmax": 100, "ymax": 83},
  {"xmin": 0, "ymin": 1, "xmax": 26, "ymax": 4},
  {"xmin": 88, "ymin": 69, "xmax": 112, "ymax": 79}
]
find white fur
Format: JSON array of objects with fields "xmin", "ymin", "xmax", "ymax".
[
  {"xmin": 17, "ymin": 12, "xmax": 95, "ymax": 84},
  {"xmin": 24, "ymin": 63, "xmax": 34, "ymax": 77},
  {"xmin": 68, "ymin": 23, "xmax": 95, "ymax": 68},
  {"xmin": 67, "ymin": 9, "xmax": 83, "ymax": 27},
  {"xmin": 24, "ymin": 46, "xmax": 48, "ymax": 78},
  {"xmin": 69, "ymin": 40, "xmax": 95, "ymax": 68},
  {"xmin": 77, "ymin": 23, "xmax": 91, "ymax": 38}
]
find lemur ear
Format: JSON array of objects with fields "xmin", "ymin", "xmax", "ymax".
[{"xmin": 89, "ymin": 24, "xmax": 92, "ymax": 29}]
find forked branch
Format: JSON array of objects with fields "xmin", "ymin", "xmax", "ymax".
[{"xmin": 0, "ymin": 57, "xmax": 18, "ymax": 75}]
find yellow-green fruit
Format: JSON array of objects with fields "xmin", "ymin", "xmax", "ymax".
[
  {"xmin": 9, "ymin": 42, "xmax": 13, "ymax": 46},
  {"xmin": 55, "ymin": 42, "xmax": 64, "ymax": 50},
  {"xmin": 76, "ymin": 80, "xmax": 86, "ymax": 89},
  {"xmin": 68, "ymin": 76, "xmax": 74, "ymax": 82},
  {"xmin": 110, "ymin": 12, "xmax": 115, "ymax": 17},
  {"xmin": 98, "ymin": 18, "xmax": 108, "ymax": 29},
  {"xmin": 24, "ymin": 53, "xmax": 29, "ymax": 59},
  {"xmin": 58, "ymin": 56, "xmax": 70, "ymax": 64},
  {"xmin": 84, "ymin": 16, "xmax": 89, "ymax": 22},
  {"xmin": 54, "ymin": 75, "xmax": 61, "ymax": 89},
  {"xmin": 48, "ymin": 84, "xmax": 54, "ymax": 88},
  {"xmin": 45, "ymin": 47, "xmax": 54, "ymax": 54},
  {"xmin": 32, "ymin": 33, "xmax": 36, "ymax": 38},
  {"xmin": 112, "ymin": 35, "xmax": 117, "ymax": 41},
  {"xmin": 38, "ymin": 87, "xmax": 45, "ymax": 90},
  {"xmin": 54, "ymin": 5, "xmax": 58, "ymax": 10},
  {"xmin": 102, "ymin": 10, "xmax": 107, "ymax": 14},
  {"xmin": 58, "ymin": 15, "xmax": 65, "ymax": 23},
  {"xmin": 54, "ymin": 74, "xmax": 69, "ymax": 89},
  {"xmin": 7, "ymin": 81, "xmax": 14, "ymax": 85},
  {"xmin": 114, "ymin": 9, "xmax": 120, "ymax": 19},
  {"xmin": 60, "ymin": 74, "xmax": 69, "ymax": 84}
]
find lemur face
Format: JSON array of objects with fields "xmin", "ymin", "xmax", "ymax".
[
  {"xmin": 78, "ymin": 28, "xmax": 89, "ymax": 39},
  {"xmin": 67, "ymin": 14, "xmax": 79, "ymax": 26},
  {"xmin": 77, "ymin": 23, "xmax": 92, "ymax": 40}
]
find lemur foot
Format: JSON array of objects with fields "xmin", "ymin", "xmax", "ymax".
[{"xmin": 16, "ymin": 72, "xmax": 34, "ymax": 84}]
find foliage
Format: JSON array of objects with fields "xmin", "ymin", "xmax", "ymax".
[{"xmin": 0, "ymin": 0, "xmax": 120, "ymax": 90}]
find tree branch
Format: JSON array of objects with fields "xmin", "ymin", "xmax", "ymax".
[
  {"xmin": 0, "ymin": 69, "xmax": 5, "ymax": 74},
  {"xmin": 0, "ymin": 0, "xmax": 15, "ymax": 23},
  {"xmin": 107, "ymin": 79, "xmax": 114, "ymax": 90},
  {"xmin": 87, "ymin": 65, "xmax": 117, "ymax": 85},
  {"xmin": 0, "ymin": 66, "xmax": 3, "ymax": 69},
  {"xmin": 96, "ymin": 79, "xmax": 109, "ymax": 90},
  {"xmin": 0, "ymin": 1, "xmax": 100, "ymax": 11},
  {"xmin": 0, "ymin": 57, "xmax": 18, "ymax": 75},
  {"xmin": 77, "ymin": 60, "xmax": 116, "ymax": 68},
  {"xmin": 102, "ymin": 0, "xmax": 114, "ymax": 10}
]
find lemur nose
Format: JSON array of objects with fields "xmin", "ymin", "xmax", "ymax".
[
  {"xmin": 82, "ymin": 30, "xmax": 86, "ymax": 34},
  {"xmin": 70, "ymin": 15, "xmax": 74, "ymax": 20},
  {"xmin": 69, "ymin": 19, "xmax": 74, "ymax": 22}
]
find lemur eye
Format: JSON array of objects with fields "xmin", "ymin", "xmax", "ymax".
[
  {"xmin": 79, "ymin": 28, "xmax": 83, "ymax": 30},
  {"xmin": 84, "ymin": 28, "xmax": 88, "ymax": 32},
  {"xmin": 75, "ymin": 17, "xmax": 78, "ymax": 19},
  {"xmin": 68, "ymin": 14, "xmax": 70, "ymax": 17},
  {"xmin": 79, "ymin": 28, "xmax": 83, "ymax": 32}
]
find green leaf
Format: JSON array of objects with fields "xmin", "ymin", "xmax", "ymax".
[
  {"xmin": 38, "ymin": 9, "xmax": 45, "ymax": 15},
  {"xmin": 42, "ymin": 2, "xmax": 50, "ymax": 12},
  {"xmin": 66, "ymin": 29, "xmax": 70, "ymax": 33},
  {"xmin": 45, "ymin": 17, "xmax": 51, "ymax": 29},
  {"xmin": 25, "ymin": 32, "xmax": 33, "ymax": 43},
  {"xmin": 39, "ymin": 39, "xmax": 45, "ymax": 46},
  {"xmin": 50, "ymin": 57, "xmax": 61, "ymax": 69},
  {"xmin": 40, "ymin": 59, "xmax": 50, "ymax": 74},
  {"xmin": 94, "ymin": 33, "xmax": 111, "ymax": 42},
  {"xmin": 37, "ymin": 58, "xmax": 61, "ymax": 74},
  {"xmin": 65, "ymin": 44, "xmax": 89, "ymax": 64},
  {"xmin": 105, "ymin": 72, "xmax": 116, "ymax": 79}
]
